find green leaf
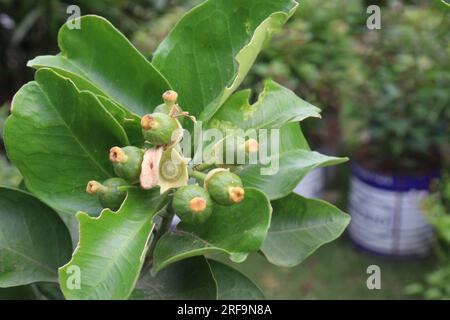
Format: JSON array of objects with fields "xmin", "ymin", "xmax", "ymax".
[
  {"xmin": 208, "ymin": 79, "xmax": 320, "ymax": 130},
  {"xmin": 0, "ymin": 153, "xmax": 22, "ymax": 188},
  {"xmin": 261, "ymin": 193, "xmax": 350, "ymax": 267},
  {"xmin": 207, "ymin": 259, "xmax": 264, "ymax": 300},
  {"xmin": 0, "ymin": 187, "xmax": 72, "ymax": 287},
  {"xmin": 0, "ymin": 285, "xmax": 37, "ymax": 300},
  {"xmin": 131, "ymin": 257, "xmax": 217, "ymax": 300},
  {"xmin": 32, "ymin": 282, "xmax": 65, "ymax": 300},
  {"xmin": 236, "ymin": 150, "xmax": 347, "ymax": 200},
  {"xmin": 4, "ymin": 68, "xmax": 129, "ymax": 214},
  {"xmin": 28, "ymin": 15, "xmax": 171, "ymax": 116},
  {"xmin": 59, "ymin": 188, "xmax": 167, "ymax": 300},
  {"xmin": 97, "ymin": 96, "xmax": 143, "ymax": 146},
  {"xmin": 439, "ymin": 0, "xmax": 450, "ymax": 8},
  {"xmin": 153, "ymin": 0, "xmax": 298, "ymax": 122},
  {"xmin": 280, "ymin": 123, "xmax": 310, "ymax": 152},
  {"xmin": 153, "ymin": 188, "xmax": 271, "ymax": 272},
  {"xmin": 0, "ymin": 282, "xmax": 64, "ymax": 300}
]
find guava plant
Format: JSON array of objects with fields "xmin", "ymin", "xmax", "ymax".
[
  {"xmin": 407, "ymin": 171, "xmax": 450, "ymax": 299},
  {"xmin": 0, "ymin": 0, "xmax": 350, "ymax": 300}
]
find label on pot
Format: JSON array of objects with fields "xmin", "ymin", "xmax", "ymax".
[
  {"xmin": 294, "ymin": 167, "xmax": 325, "ymax": 199},
  {"xmin": 348, "ymin": 163, "xmax": 438, "ymax": 257}
]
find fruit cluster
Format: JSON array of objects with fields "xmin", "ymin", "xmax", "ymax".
[{"xmin": 85, "ymin": 91, "xmax": 246, "ymax": 225}]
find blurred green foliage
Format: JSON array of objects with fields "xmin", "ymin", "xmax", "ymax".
[
  {"xmin": 0, "ymin": 0, "xmax": 191, "ymax": 103},
  {"xmin": 132, "ymin": 7, "xmax": 186, "ymax": 57},
  {"xmin": 246, "ymin": 0, "xmax": 366, "ymax": 112},
  {"xmin": 131, "ymin": 0, "xmax": 201, "ymax": 57},
  {"xmin": 244, "ymin": 0, "xmax": 367, "ymax": 146},
  {"xmin": 406, "ymin": 171, "xmax": 450, "ymax": 299},
  {"xmin": 342, "ymin": 1, "xmax": 450, "ymax": 169}
]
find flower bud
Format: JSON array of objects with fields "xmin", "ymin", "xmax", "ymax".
[
  {"xmin": 244, "ymin": 139, "xmax": 259, "ymax": 154},
  {"xmin": 86, "ymin": 178, "xmax": 128, "ymax": 211},
  {"xmin": 86, "ymin": 180, "xmax": 105, "ymax": 195},
  {"xmin": 109, "ymin": 146, "xmax": 144, "ymax": 183},
  {"xmin": 141, "ymin": 113, "xmax": 179, "ymax": 146},
  {"xmin": 154, "ymin": 91, "xmax": 180, "ymax": 115},
  {"xmin": 163, "ymin": 90, "xmax": 178, "ymax": 106},
  {"xmin": 173, "ymin": 185, "xmax": 213, "ymax": 224},
  {"xmin": 205, "ymin": 169, "xmax": 245, "ymax": 205}
]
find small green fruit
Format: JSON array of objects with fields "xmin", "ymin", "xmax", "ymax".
[
  {"xmin": 205, "ymin": 169, "xmax": 245, "ymax": 205},
  {"xmin": 86, "ymin": 178, "xmax": 128, "ymax": 211},
  {"xmin": 141, "ymin": 112, "xmax": 180, "ymax": 146},
  {"xmin": 109, "ymin": 146, "xmax": 144, "ymax": 183},
  {"xmin": 153, "ymin": 104, "xmax": 170, "ymax": 114},
  {"xmin": 173, "ymin": 185, "xmax": 213, "ymax": 224}
]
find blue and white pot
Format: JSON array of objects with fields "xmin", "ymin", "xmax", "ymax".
[
  {"xmin": 294, "ymin": 167, "xmax": 325, "ymax": 199},
  {"xmin": 348, "ymin": 162, "xmax": 439, "ymax": 257}
]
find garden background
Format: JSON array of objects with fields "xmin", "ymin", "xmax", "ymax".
[{"xmin": 0, "ymin": 0, "xmax": 449, "ymax": 299}]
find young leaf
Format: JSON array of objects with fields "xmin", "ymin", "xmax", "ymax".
[
  {"xmin": 207, "ymin": 259, "xmax": 264, "ymax": 300},
  {"xmin": 261, "ymin": 193, "xmax": 350, "ymax": 267},
  {"xmin": 236, "ymin": 150, "xmax": 348, "ymax": 200},
  {"xmin": 208, "ymin": 79, "xmax": 320, "ymax": 130},
  {"xmin": 131, "ymin": 257, "xmax": 217, "ymax": 300},
  {"xmin": 28, "ymin": 15, "xmax": 171, "ymax": 116},
  {"xmin": 0, "ymin": 187, "xmax": 72, "ymax": 287},
  {"xmin": 4, "ymin": 68, "xmax": 129, "ymax": 214},
  {"xmin": 153, "ymin": 0, "xmax": 299, "ymax": 121},
  {"xmin": 59, "ymin": 188, "xmax": 167, "ymax": 300},
  {"xmin": 153, "ymin": 188, "xmax": 271, "ymax": 272}
]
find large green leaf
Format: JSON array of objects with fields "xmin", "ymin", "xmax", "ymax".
[
  {"xmin": 153, "ymin": 188, "xmax": 271, "ymax": 272},
  {"xmin": 280, "ymin": 123, "xmax": 310, "ymax": 152},
  {"xmin": 0, "ymin": 285, "xmax": 37, "ymax": 300},
  {"xmin": 207, "ymin": 260, "xmax": 264, "ymax": 300},
  {"xmin": 208, "ymin": 79, "xmax": 320, "ymax": 131},
  {"xmin": 97, "ymin": 96, "xmax": 143, "ymax": 146},
  {"xmin": 261, "ymin": 193, "xmax": 350, "ymax": 267},
  {"xmin": 132, "ymin": 257, "xmax": 264, "ymax": 300},
  {"xmin": 153, "ymin": 0, "xmax": 298, "ymax": 122},
  {"xmin": 4, "ymin": 69, "xmax": 128, "ymax": 214},
  {"xmin": 236, "ymin": 150, "xmax": 347, "ymax": 200},
  {"xmin": 0, "ymin": 283, "xmax": 64, "ymax": 300},
  {"xmin": 132, "ymin": 257, "xmax": 217, "ymax": 300},
  {"xmin": 58, "ymin": 188, "xmax": 166, "ymax": 300},
  {"xmin": 0, "ymin": 187, "xmax": 72, "ymax": 287},
  {"xmin": 32, "ymin": 282, "xmax": 65, "ymax": 300},
  {"xmin": 28, "ymin": 15, "xmax": 171, "ymax": 116}
]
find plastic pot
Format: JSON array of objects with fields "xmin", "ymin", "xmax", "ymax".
[{"xmin": 348, "ymin": 161, "xmax": 438, "ymax": 257}]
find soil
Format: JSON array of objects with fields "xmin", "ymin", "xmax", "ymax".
[{"xmin": 354, "ymin": 144, "xmax": 442, "ymax": 176}]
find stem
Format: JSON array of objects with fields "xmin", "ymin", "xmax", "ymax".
[
  {"xmin": 189, "ymin": 170, "xmax": 207, "ymax": 183},
  {"xmin": 145, "ymin": 204, "xmax": 175, "ymax": 267},
  {"xmin": 194, "ymin": 163, "xmax": 215, "ymax": 172}
]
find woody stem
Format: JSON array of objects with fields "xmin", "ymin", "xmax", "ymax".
[{"xmin": 189, "ymin": 170, "xmax": 207, "ymax": 184}]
